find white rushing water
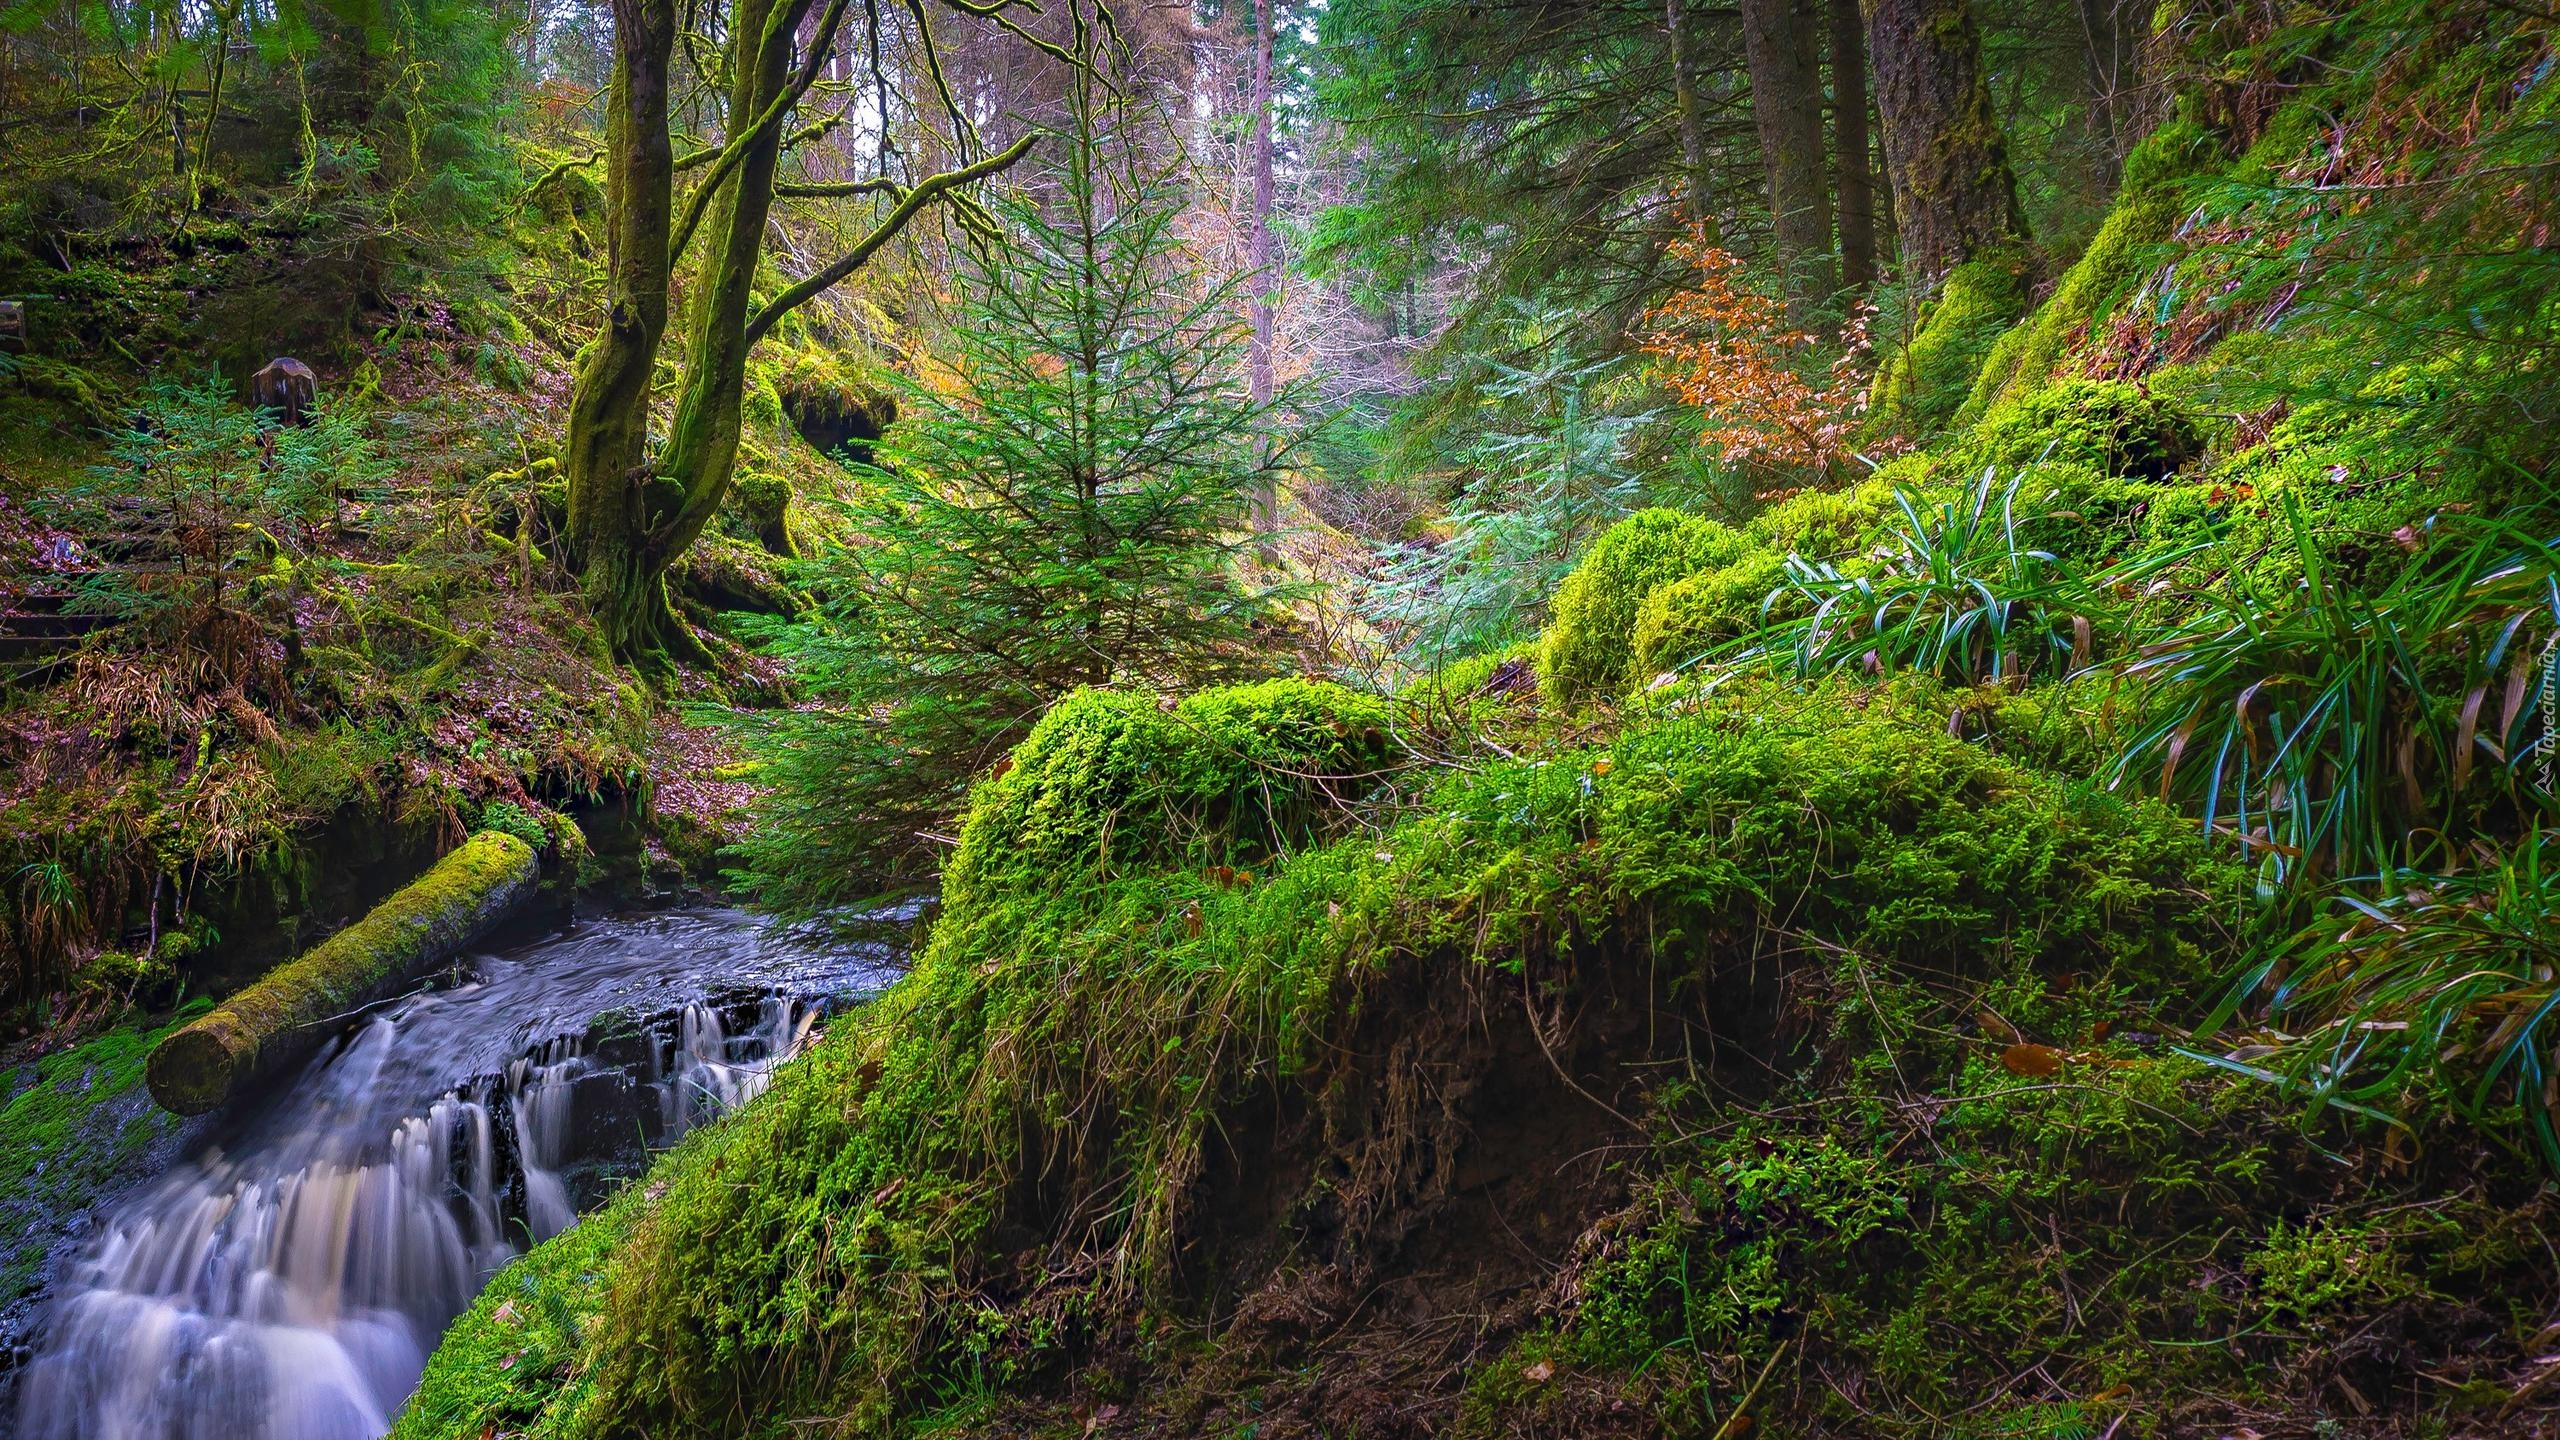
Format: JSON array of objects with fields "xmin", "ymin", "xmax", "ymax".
[{"xmin": 13, "ymin": 908, "xmax": 895, "ymax": 1440}]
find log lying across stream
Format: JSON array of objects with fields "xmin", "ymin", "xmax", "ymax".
[{"xmin": 146, "ymin": 830, "xmax": 543, "ymax": 1116}]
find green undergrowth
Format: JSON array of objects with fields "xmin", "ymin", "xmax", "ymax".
[
  {"xmin": 390, "ymin": 1183, "xmax": 645, "ymax": 1440},
  {"xmin": 1536, "ymin": 508, "xmax": 1753, "ymax": 707},
  {"xmin": 395, "ymin": 9, "xmax": 2560, "ymax": 1437}
]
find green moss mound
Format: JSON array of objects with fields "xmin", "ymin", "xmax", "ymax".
[
  {"xmin": 1870, "ymin": 251, "xmax": 2032, "ymax": 437},
  {"xmin": 403, "ymin": 687, "xmax": 2238, "ymax": 1439},
  {"xmin": 1536, "ymin": 509, "xmax": 1754, "ymax": 706},
  {"xmin": 1745, "ymin": 476, "xmax": 1900, "ymax": 559},
  {"xmin": 1957, "ymin": 378, "xmax": 2206, "ymax": 482},
  {"xmin": 1625, "ymin": 548, "xmax": 1791, "ymax": 687},
  {"xmin": 943, "ymin": 678, "xmax": 1401, "ymax": 909}
]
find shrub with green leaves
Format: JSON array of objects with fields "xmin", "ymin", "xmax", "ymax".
[
  {"xmin": 1759, "ymin": 475, "xmax": 2109, "ymax": 688},
  {"xmin": 2109, "ymin": 503, "xmax": 2556, "ymax": 886},
  {"xmin": 62, "ymin": 373, "xmax": 388, "ymax": 624},
  {"xmin": 1361, "ymin": 311, "xmax": 1654, "ymax": 669},
  {"xmin": 2206, "ymin": 830, "xmax": 2560, "ymax": 1174}
]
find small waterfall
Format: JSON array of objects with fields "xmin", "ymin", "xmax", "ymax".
[
  {"xmin": 15, "ymin": 1020, "xmax": 499, "ymax": 1440},
  {"xmin": 14, "ymin": 908, "xmax": 889, "ymax": 1440},
  {"xmin": 508, "ymin": 1039, "xmax": 583, "ymax": 1245}
]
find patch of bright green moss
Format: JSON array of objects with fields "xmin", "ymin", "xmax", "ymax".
[
  {"xmin": 0, "ymin": 1000, "xmax": 211, "ymax": 1301},
  {"xmin": 388, "ymin": 1181, "xmax": 645, "ymax": 1440},
  {"xmin": 1958, "ymin": 119, "xmax": 2223, "ymax": 425},
  {"xmin": 1745, "ymin": 476, "xmax": 1900, "ymax": 559},
  {"xmin": 1624, "ymin": 548, "xmax": 1791, "ymax": 688},
  {"xmin": 1536, "ymin": 509, "xmax": 1755, "ymax": 706},
  {"xmin": 1869, "ymin": 251, "xmax": 2032, "ymax": 438},
  {"xmin": 1956, "ymin": 379, "xmax": 2205, "ymax": 482},
  {"xmin": 943, "ymin": 678, "xmax": 1400, "ymax": 910}
]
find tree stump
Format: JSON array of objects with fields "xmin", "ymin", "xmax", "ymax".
[{"xmin": 250, "ymin": 356, "xmax": 318, "ymax": 427}]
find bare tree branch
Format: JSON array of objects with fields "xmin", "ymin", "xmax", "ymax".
[{"xmin": 744, "ymin": 132, "xmax": 1038, "ymax": 346}]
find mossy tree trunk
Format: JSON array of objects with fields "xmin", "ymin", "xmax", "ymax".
[
  {"xmin": 145, "ymin": 832, "xmax": 542, "ymax": 1116},
  {"xmin": 1741, "ymin": 0, "xmax": 1835, "ymax": 308},
  {"xmin": 562, "ymin": 0, "xmax": 682, "ymax": 663},
  {"xmin": 1861, "ymin": 0, "xmax": 2026, "ymax": 283},
  {"xmin": 563, "ymin": 0, "xmax": 1038, "ymax": 670}
]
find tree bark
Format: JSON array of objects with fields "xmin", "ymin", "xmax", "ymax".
[
  {"xmin": 146, "ymin": 832, "xmax": 542, "ymax": 1115},
  {"xmin": 1740, "ymin": 0, "xmax": 1833, "ymax": 307},
  {"xmin": 562, "ymin": 0, "xmax": 679, "ymax": 662},
  {"xmin": 1828, "ymin": 0, "xmax": 1875, "ymax": 292},
  {"xmin": 1246, "ymin": 0, "xmax": 1278, "ymax": 542},
  {"xmin": 1861, "ymin": 0, "xmax": 2025, "ymax": 283},
  {"xmin": 651, "ymin": 0, "xmax": 814, "ymax": 633},
  {"xmin": 1666, "ymin": 0, "xmax": 1715, "ymax": 240}
]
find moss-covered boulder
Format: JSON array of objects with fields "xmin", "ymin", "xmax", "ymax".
[
  {"xmin": 1958, "ymin": 378, "xmax": 2205, "ymax": 482},
  {"xmin": 727, "ymin": 470, "xmax": 798, "ymax": 557},
  {"xmin": 944, "ymin": 678, "xmax": 1400, "ymax": 909},
  {"xmin": 144, "ymin": 830, "xmax": 541, "ymax": 1115},
  {"xmin": 1626, "ymin": 547, "xmax": 1793, "ymax": 688},
  {"xmin": 1744, "ymin": 475, "xmax": 1900, "ymax": 559},
  {"xmin": 1538, "ymin": 509, "xmax": 1755, "ymax": 705}
]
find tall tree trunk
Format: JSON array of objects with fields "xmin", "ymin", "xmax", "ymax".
[
  {"xmin": 1666, "ymin": 0, "xmax": 1715, "ymax": 240},
  {"xmin": 1245, "ymin": 0, "xmax": 1278, "ymax": 541},
  {"xmin": 1828, "ymin": 0, "xmax": 1875, "ymax": 292},
  {"xmin": 1861, "ymin": 0, "xmax": 2024, "ymax": 283},
  {"xmin": 562, "ymin": 0, "xmax": 678, "ymax": 662},
  {"xmin": 1740, "ymin": 0, "xmax": 1833, "ymax": 308}
]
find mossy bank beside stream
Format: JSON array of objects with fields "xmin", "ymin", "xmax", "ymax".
[{"xmin": 394, "ymin": 679, "xmax": 2555, "ymax": 1439}]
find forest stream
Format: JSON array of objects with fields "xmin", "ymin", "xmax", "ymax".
[{"xmin": 7, "ymin": 908, "xmax": 902, "ymax": 1440}]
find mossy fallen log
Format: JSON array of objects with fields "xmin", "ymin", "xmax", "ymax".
[{"xmin": 145, "ymin": 831, "xmax": 542, "ymax": 1116}]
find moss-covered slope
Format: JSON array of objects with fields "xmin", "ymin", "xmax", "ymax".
[{"xmin": 395, "ymin": 663, "xmax": 2558, "ymax": 1439}]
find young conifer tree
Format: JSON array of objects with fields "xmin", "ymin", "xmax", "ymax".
[{"xmin": 734, "ymin": 89, "xmax": 1296, "ymax": 910}]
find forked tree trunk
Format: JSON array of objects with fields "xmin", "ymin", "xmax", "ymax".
[
  {"xmin": 652, "ymin": 0, "xmax": 811, "ymax": 617},
  {"xmin": 563, "ymin": 0, "xmax": 1031, "ymax": 669},
  {"xmin": 1862, "ymin": 0, "xmax": 2025, "ymax": 282},
  {"xmin": 1829, "ymin": 0, "xmax": 1876, "ymax": 292},
  {"xmin": 1740, "ymin": 0, "xmax": 1834, "ymax": 308}
]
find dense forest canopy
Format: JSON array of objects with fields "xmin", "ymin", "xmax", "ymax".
[{"xmin": 0, "ymin": 0, "xmax": 2557, "ymax": 1436}]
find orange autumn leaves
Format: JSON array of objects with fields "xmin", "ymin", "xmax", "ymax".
[{"xmin": 1637, "ymin": 232, "xmax": 1871, "ymax": 487}]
